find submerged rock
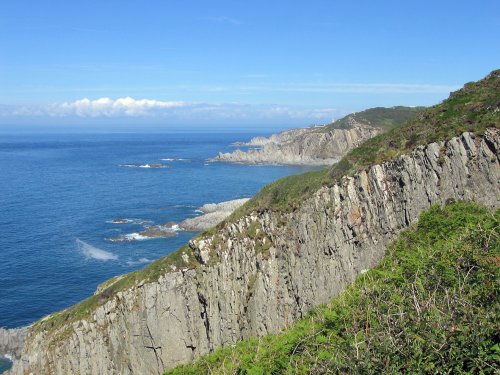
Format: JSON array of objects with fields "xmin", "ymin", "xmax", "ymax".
[
  {"xmin": 180, "ymin": 198, "xmax": 250, "ymax": 231},
  {"xmin": 119, "ymin": 164, "xmax": 169, "ymax": 169},
  {"xmin": 109, "ymin": 219, "xmax": 133, "ymax": 224}
]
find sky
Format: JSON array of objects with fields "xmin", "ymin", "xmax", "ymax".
[{"xmin": 0, "ymin": 0, "xmax": 498, "ymax": 130}]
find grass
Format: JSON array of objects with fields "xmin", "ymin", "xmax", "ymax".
[
  {"xmin": 232, "ymin": 69, "xmax": 500, "ymax": 216},
  {"xmin": 166, "ymin": 201, "xmax": 500, "ymax": 374},
  {"xmin": 315, "ymin": 106, "xmax": 424, "ymax": 133},
  {"xmin": 328, "ymin": 70, "xmax": 500, "ymax": 181},
  {"xmin": 230, "ymin": 169, "xmax": 330, "ymax": 216}
]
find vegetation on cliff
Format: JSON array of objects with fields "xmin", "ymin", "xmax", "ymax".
[
  {"xmin": 328, "ymin": 69, "xmax": 500, "ymax": 181},
  {"xmin": 317, "ymin": 105, "xmax": 423, "ymax": 132},
  {"xmin": 167, "ymin": 201, "xmax": 500, "ymax": 374},
  {"xmin": 235, "ymin": 69, "xmax": 499, "ymax": 214}
]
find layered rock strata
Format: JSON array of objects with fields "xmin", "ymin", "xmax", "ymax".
[
  {"xmin": 179, "ymin": 198, "xmax": 250, "ymax": 231},
  {"xmin": 210, "ymin": 122, "xmax": 380, "ymax": 165},
  {"xmin": 10, "ymin": 129, "xmax": 499, "ymax": 375},
  {"xmin": 0, "ymin": 328, "xmax": 27, "ymax": 361}
]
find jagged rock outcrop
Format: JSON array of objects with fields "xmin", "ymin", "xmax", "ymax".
[
  {"xmin": 210, "ymin": 122, "xmax": 380, "ymax": 165},
  {"xmin": 232, "ymin": 127, "xmax": 311, "ymax": 147},
  {"xmin": 10, "ymin": 129, "xmax": 499, "ymax": 375},
  {"xmin": 210, "ymin": 106, "xmax": 424, "ymax": 166},
  {"xmin": 180, "ymin": 198, "xmax": 250, "ymax": 231},
  {"xmin": 0, "ymin": 327, "xmax": 27, "ymax": 361}
]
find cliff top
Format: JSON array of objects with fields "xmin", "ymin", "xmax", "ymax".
[
  {"xmin": 317, "ymin": 105, "xmax": 424, "ymax": 133},
  {"xmin": 166, "ymin": 201, "xmax": 500, "ymax": 374},
  {"xmin": 235, "ymin": 69, "xmax": 500, "ymax": 213}
]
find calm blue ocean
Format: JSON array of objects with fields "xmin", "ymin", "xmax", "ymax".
[{"xmin": 0, "ymin": 132, "xmax": 315, "ymax": 329}]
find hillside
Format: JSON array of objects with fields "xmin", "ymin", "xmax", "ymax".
[
  {"xmin": 209, "ymin": 106, "xmax": 422, "ymax": 165},
  {"xmin": 318, "ymin": 105, "xmax": 424, "ymax": 132},
  {"xmin": 167, "ymin": 202, "xmax": 499, "ymax": 374},
  {"xmin": 7, "ymin": 71, "xmax": 500, "ymax": 375},
  {"xmin": 236, "ymin": 69, "xmax": 499, "ymax": 214}
]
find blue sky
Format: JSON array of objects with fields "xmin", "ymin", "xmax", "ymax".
[{"xmin": 0, "ymin": 0, "xmax": 498, "ymax": 129}]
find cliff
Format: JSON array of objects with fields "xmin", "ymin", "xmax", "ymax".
[
  {"xmin": 9, "ymin": 128, "xmax": 499, "ymax": 375},
  {"xmin": 168, "ymin": 201, "xmax": 499, "ymax": 373},
  {"xmin": 0, "ymin": 328, "xmax": 27, "ymax": 361},
  {"xmin": 209, "ymin": 107, "xmax": 422, "ymax": 165}
]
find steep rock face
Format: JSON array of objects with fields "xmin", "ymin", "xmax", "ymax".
[
  {"xmin": 10, "ymin": 129, "xmax": 499, "ymax": 375},
  {"xmin": 211, "ymin": 123, "xmax": 380, "ymax": 165},
  {"xmin": 0, "ymin": 328, "xmax": 27, "ymax": 360},
  {"xmin": 232, "ymin": 127, "xmax": 311, "ymax": 147}
]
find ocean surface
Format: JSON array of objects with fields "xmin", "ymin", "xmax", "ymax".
[
  {"xmin": 0, "ymin": 358, "xmax": 9, "ymax": 373},
  {"xmin": 0, "ymin": 132, "xmax": 316, "ymax": 330}
]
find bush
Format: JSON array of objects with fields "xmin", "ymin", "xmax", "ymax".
[{"xmin": 166, "ymin": 202, "xmax": 500, "ymax": 374}]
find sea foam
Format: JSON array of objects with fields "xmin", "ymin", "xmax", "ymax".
[
  {"xmin": 76, "ymin": 239, "xmax": 118, "ymax": 261},
  {"xmin": 119, "ymin": 164, "xmax": 167, "ymax": 169}
]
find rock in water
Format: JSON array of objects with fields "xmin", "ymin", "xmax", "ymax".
[{"xmin": 180, "ymin": 198, "xmax": 250, "ymax": 231}]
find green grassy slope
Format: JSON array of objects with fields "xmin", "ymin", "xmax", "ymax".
[
  {"xmin": 329, "ymin": 70, "xmax": 500, "ymax": 181},
  {"xmin": 235, "ymin": 70, "xmax": 499, "ymax": 215},
  {"xmin": 166, "ymin": 202, "xmax": 500, "ymax": 374},
  {"xmin": 316, "ymin": 106, "xmax": 424, "ymax": 133}
]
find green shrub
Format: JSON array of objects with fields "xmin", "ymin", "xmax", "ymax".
[{"xmin": 166, "ymin": 202, "xmax": 500, "ymax": 374}]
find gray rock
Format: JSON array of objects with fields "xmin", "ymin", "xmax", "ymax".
[
  {"xmin": 9, "ymin": 129, "xmax": 500, "ymax": 375},
  {"xmin": 0, "ymin": 327, "xmax": 27, "ymax": 360},
  {"xmin": 210, "ymin": 121, "xmax": 380, "ymax": 165},
  {"xmin": 180, "ymin": 198, "xmax": 250, "ymax": 231}
]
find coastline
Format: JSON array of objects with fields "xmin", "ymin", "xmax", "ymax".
[
  {"xmin": 0, "ymin": 197, "xmax": 250, "ymax": 373},
  {"xmin": 209, "ymin": 122, "xmax": 379, "ymax": 166},
  {"xmin": 0, "ymin": 327, "xmax": 27, "ymax": 373},
  {"xmin": 0, "ymin": 131, "xmax": 306, "ymax": 331},
  {"xmin": 107, "ymin": 198, "xmax": 251, "ymax": 242}
]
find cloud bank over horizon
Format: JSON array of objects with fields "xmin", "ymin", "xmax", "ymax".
[
  {"xmin": 0, "ymin": 97, "xmax": 342, "ymax": 126},
  {"xmin": 56, "ymin": 97, "xmax": 186, "ymax": 117}
]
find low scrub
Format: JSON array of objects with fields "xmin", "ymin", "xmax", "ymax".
[
  {"xmin": 234, "ymin": 70, "xmax": 500, "ymax": 215},
  {"xmin": 167, "ymin": 201, "xmax": 500, "ymax": 374}
]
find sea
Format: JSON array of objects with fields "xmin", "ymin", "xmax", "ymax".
[{"xmin": 0, "ymin": 131, "xmax": 317, "ymax": 333}]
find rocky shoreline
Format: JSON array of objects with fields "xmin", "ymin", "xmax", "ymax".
[
  {"xmin": 179, "ymin": 198, "xmax": 250, "ymax": 231},
  {"xmin": 209, "ymin": 121, "xmax": 379, "ymax": 165},
  {"xmin": 209, "ymin": 106, "xmax": 423, "ymax": 166},
  {"xmin": 10, "ymin": 128, "xmax": 498, "ymax": 375},
  {"xmin": 107, "ymin": 198, "xmax": 250, "ymax": 242},
  {"xmin": 0, "ymin": 327, "xmax": 27, "ymax": 363}
]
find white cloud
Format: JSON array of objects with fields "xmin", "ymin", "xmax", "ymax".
[
  {"xmin": 52, "ymin": 97, "xmax": 186, "ymax": 117},
  {"xmin": 0, "ymin": 98, "xmax": 344, "ymax": 124},
  {"xmin": 0, "ymin": 99, "xmax": 338, "ymax": 122}
]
